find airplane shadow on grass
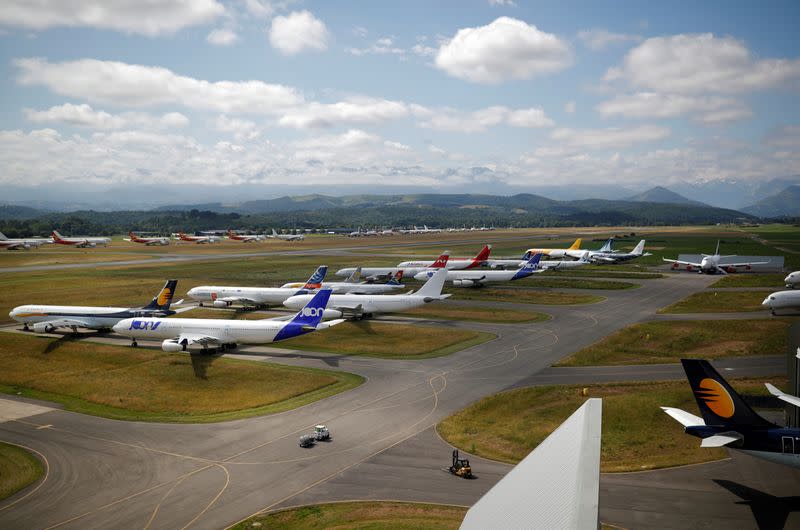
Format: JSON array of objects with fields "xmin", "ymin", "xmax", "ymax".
[
  {"xmin": 41, "ymin": 333, "xmax": 80, "ymax": 354},
  {"xmin": 714, "ymin": 479, "xmax": 800, "ymax": 530},
  {"xmin": 189, "ymin": 352, "xmax": 222, "ymax": 380}
]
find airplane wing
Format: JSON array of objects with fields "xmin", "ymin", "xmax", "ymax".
[
  {"xmin": 662, "ymin": 258, "xmax": 701, "ymax": 267},
  {"xmin": 176, "ymin": 333, "xmax": 223, "ymax": 348},
  {"xmin": 721, "ymin": 261, "xmax": 771, "ymax": 268},
  {"xmin": 36, "ymin": 318, "xmax": 96, "ymax": 330},
  {"xmin": 765, "ymin": 383, "xmax": 800, "ymax": 408},
  {"xmin": 330, "ymin": 304, "xmax": 364, "ymax": 317},
  {"xmin": 701, "ymin": 431, "xmax": 743, "ymax": 447},
  {"xmin": 661, "ymin": 407, "xmax": 705, "ymax": 427}
]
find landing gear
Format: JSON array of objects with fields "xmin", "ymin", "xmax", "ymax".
[
  {"xmin": 131, "ymin": 339, "xmax": 138, "ymax": 347},
  {"xmin": 22, "ymin": 323, "xmax": 29, "ymax": 332},
  {"xmin": 219, "ymin": 342, "xmax": 238, "ymax": 352}
]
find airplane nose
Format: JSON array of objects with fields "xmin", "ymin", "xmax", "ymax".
[
  {"xmin": 112, "ymin": 321, "xmax": 127, "ymax": 333},
  {"xmin": 762, "ymin": 297, "xmax": 771, "ymax": 306}
]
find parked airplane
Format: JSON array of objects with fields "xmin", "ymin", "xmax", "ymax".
[
  {"xmin": 397, "ymin": 245, "xmax": 492, "ymax": 271},
  {"xmin": 663, "ymin": 359, "xmax": 800, "ymax": 469},
  {"xmin": 124, "ymin": 231, "xmax": 170, "ymax": 246},
  {"xmin": 9, "ymin": 280, "xmax": 186, "ymax": 333},
  {"xmin": 588, "ymin": 240, "xmax": 651, "ymax": 264},
  {"xmin": 762, "ymin": 290, "xmax": 800, "ymax": 315},
  {"xmin": 562, "ymin": 237, "xmax": 620, "ymax": 261},
  {"xmin": 187, "ymin": 266, "xmax": 327, "ymax": 309},
  {"xmin": 282, "ymin": 269, "xmax": 405, "ymax": 295},
  {"xmin": 283, "ymin": 267, "xmax": 450, "ymax": 320},
  {"xmin": 0, "ymin": 231, "xmax": 51, "ymax": 250},
  {"xmin": 414, "ymin": 253, "xmax": 544, "ymax": 287},
  {"xmin": 663, "ymin": 241, "xmax": 769, "ymax": 274},
  {"xmin": 113, "ymin": 289, "xmax": 343, "ymax": 352},
  {"xmin": 51, "ymin": 230, "xmax": 110, "ymax": 247},
  {"xmin": 526, "ymin": 238, "xmax": 582, "ymax": 259},
  {"xmin": 226, "ymin": 229, "xmax": 263, "ymax": 242},
  {"xmin": 175, "ymin": 232, "xmax": 220, "ymax": 244},
  {"xmin": 785, "ymin": 271, "xmax": 800, "ymax": 288},
  {"xmin": 486, "ymin": 252, "xmax": 590, "ymax": 271},
  {"xmin": 335, "ymin": 252, "xmax": 451, "ymax": 281},
  {"xmin": 268, "ymin": 229, "xmax": 305, "ymax": 241}
]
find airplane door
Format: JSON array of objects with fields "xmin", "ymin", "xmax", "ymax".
[{"xmin": 782, "ymin": 436, "xmax": 794, "ymax": 454}]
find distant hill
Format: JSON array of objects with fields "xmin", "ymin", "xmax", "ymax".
[
  {"xmin": 0, "ymin": 204, "xmax": 47, "ymax": 220},
  {"xmin": 741, "ymin": 185, "xmax": 800, "ymax": 217},
  {"xmin": 626, "ymin": 186, "xmax": 705, "ymax": 206}
]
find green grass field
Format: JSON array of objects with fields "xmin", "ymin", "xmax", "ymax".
[
  {"xmin": 233, "ymin": 502, "xmax": 467, "ymax": 530},
  {"xmin": 0, "ymin": 442, "xmax": 44, "ymax": 501},
  {"xmin": 527, "ymin": 278, "xmax": 639, "ymax": 290},
  {"xmin": 556, "ymin": 320, "xmax": 789, "ymax": 366},
  {"xmin": 709, "ymin": 273, "xmax": 787, "ymax": 288},
  {"xmin": 438, "ymin": 379, "xmax": 781, "ymax": 472},
  {"xmin": 268, "ymin": 321, "xmax": 495, "ymax": 359},
  {"xmin": 660, "ymin": 290, "xmax": 769, "ymax": 313},
  {"xmin": 400, "ymin": 305, "xmax": 549, "ymax": 323},
  {"xmin": 542, "ymin": 269, "xmax": 663, "ymax": 279},
  {"xmin": 447, "ymin": 287, "xmax": 604, "ymax": 305},
  {"xmin": 0, "ymin": 333, "xmax": 362, "ymax": 422}
]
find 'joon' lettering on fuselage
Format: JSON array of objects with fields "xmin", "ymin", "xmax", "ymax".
[{"xmin": 128, "ymin": 320, "xmax": 161, "ymax": 331}]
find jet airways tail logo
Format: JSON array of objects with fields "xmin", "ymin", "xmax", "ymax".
[
  {"xmin": 128, "ymin": 320, "xmax": 161, "ymax": 331},
  {"xmin": 157, "ymin": 288, "xmax": 173, "ymax": 306},
  {"xmin": 696, "ymin": 378, "xmax": 735, "ymax": 418}
]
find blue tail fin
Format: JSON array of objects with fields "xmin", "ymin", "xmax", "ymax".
[
  {"xmin": 387, "ymin": 270, "xmax": 404, "ymax": 285},
  {"xmin": 273, "ymin": 289, "xmax": 333, "ymax": 342},
  {"xmin": 302, "ymin": 266, "xmax": 328, "ymax": 290},
  {"xmin": 512, "ymin": 253, "xmax": 542, "ymax": 280},
  {"xmin": 142, "ymin": 280, "xmax": 177, "ymax": 310}
]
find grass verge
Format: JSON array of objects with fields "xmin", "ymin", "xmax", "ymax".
[
  {"xmin": 399, "ymin": 305, "xmax": 549, "ymax": 323},
  {"xmin": 0, "ymin": 333, "xmax": 362, "ymax": 423},
  {"xmin": 233, "ymin": 502, "xmax": 466, "ymax": 530},
  {"xmin": 0, "ymin": 442, "xmax": 43, "ymax": 501},
  {"xmin": 270, "ymin": 321, "xmax": 496, "ymax": 359},
  {"xmin": 438, "ymin": 379, "xmax": 781, "ymax": 472},
  {"xmin": 709, "ymin": 273, "xmax": 788, "ymax": 288},
  {"xmin": 543, "ymin": 270, "xmax": 663, "ymax": 280},
  {"xmin": 556, "ymin": 319, "xmax": 789, "ymax": 366},
  {"xmin": 448, "ymin": 287, "xmax": 605, "ymax": 305},
  {"xmin": 529, "ymin": 278, "xmax": 639, "ymax": 290},
  {"xmin": 659, "ymin": 290, "xmax": 769, "ymax": 313}
]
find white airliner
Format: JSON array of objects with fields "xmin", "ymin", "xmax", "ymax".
[
  {"xmin": 335, "ymin": 252, "xmax": 451, "ymax": 281},
  {"xmin": 587, "ymin": 239, "xmax": 651, "ymax": 264},
  {"xmin": 113, "ymin": 289, "xmax": 343, "ymax": 352},
  {"xmin": 268, "ymin": 229, "xmax": 305, "ymax": 241},
  {"xmin": 785, "ymin": 271, "xmax": 800, "ymax": 288},
  {"xmin": 283, "ymin": 267, "xmax": 450, "ymax": 319},
  {"xmin": 397, "ymin": 245, "xmax": 492, "ymax": 271},
  {"xmin": 226, "ymin": 229, "xmax": 263, "ymax": 242},
  {"xmin": 486, "ymin": 253, "xmax": 591, "ymax": 270},
  {"xmin": 124, "ymin": 231, "xmax": 170, "ymax": 246},
  {"xmin": 187, "ymin": 266, "xmax": 328, "ymax": 309},
  {"xmin": 0, "ymin": 231, "xmax": 52, "ymax": 250},
  {"xmin": 414, "ymin": 253, "xmax": 544, "ymax": 287},
  {"xmin": 51, "ymin": 230, "xmax": 110, "ymax": 247},
  {"xmin": 762, "ymin": 290, "xmax": 800, "ymax": 315},
  {"xmin": 175, "ymin": 232, "xmax": 220, "ymax": 244},
  {"xmin": 663, "ymin": 241, "xmax": 769, "ymax": 274},
  {"xmin": 282, "ymin": 269, "xmax": 405, "ymax": 295},
  {"xmin": 9, "ymin": 280, "xmax": 187, "ymax": 333}
]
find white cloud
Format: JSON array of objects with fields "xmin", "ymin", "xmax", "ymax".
[
  {"xmin": 243, "ymin": 0, "xmax": 274, "ymax": 18},
  {"xmin": 597, "ymin": 92, "xmax": 752, "ymax": 124},
  {"xmin": 763, "ymin": 125, "xmax": 800, "ymax": 149},
  {"xmin": 269, "ymin": 10, "xmax": 329, "ymax": 55},
  {"xmin": 347, "ymin": 37, "xmax": 405, "ymax": 56},
  {"xmin": 215, "ymin": 115, "xmax": 260, "ymax": 140},
  {"xmin": 544, "ymin": 125, "xmax": 670, "ymax": 152},
  {"xmin": 564, "ymin": 101, "xmax": 576, "ymax": 114},
  {"xmin": 411, "ymin": 43, "xmax": 437, "ymax": 57},
  {"xmin": 417, "ymin": 105, "xmax": 553, "ymax": 132},
  {"xmin": 15, "ymin": 57, "xmax": 304, "ymax": 112},
  {"xmin": 24, "ymin": 103, "xmax": 188, "ymax": 130},
  {"xmin": 277, "ymin": 98, "xmax": 409, "ymax": 129},
  {"xmin": 207, "ymin": 28, "xmax": 238, "ymax": 46},
  {"xmin": 605, "ymin": 33, "xmax": 800, "ymax": 93},
  {"xmin": 577, "ymin": 28, "xmax": 641, "ymax": 51},
  {"xmin": 435, "ymin": 17, "xmax": 571, "ymax": 83},
  {"xmin": 0, "ymin": 0, "xmax": 224, "ymax": 36},
  {"xmin": 488, "ymin": 0, "xmax": 516, "ymax": 5}
]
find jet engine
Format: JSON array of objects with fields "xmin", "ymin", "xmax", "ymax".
[
  {"xmin": 32, "ymin": 322, "xmax": 56, "ymax": 333},
  {"xmin": 726, "ymin": 266, "xmax": 737, "ymax": 273},
  {"xmin": 323, "ymin": 308, "xmax": 343, "ymax": 319},
  {"xmin": 453, "ymin": 279, "xmax": 477, "ymax": 287},
  {"xmin": 212, "ymin": 300, "xmax": 232, "ymax": 308},
  {"xmin": 161, "ymin": 339, "xmax": 186, "ymax": 352}
]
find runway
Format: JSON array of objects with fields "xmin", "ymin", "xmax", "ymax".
[{"xmin": 0, "ymin": 271, "xmax": 796, "ymax": 529}]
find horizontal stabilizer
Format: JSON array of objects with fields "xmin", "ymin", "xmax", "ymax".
[
  {"xmin": 765, "ymin": 383, "xmax": 800, "ymax": 408},
  {"xmin": 701, "ymin": 432, "xmax": 743, "ymax": 447},
  {"xmin": 661, "ymin": 407, "xmax": 705, "ymax": 427}
]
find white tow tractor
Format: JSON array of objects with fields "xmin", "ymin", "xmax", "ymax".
[{"xmin": 313, "ymin": 424, "xmax": 331, "ymax": 441}]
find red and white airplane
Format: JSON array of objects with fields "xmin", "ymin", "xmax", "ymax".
[
  {"xmin": 397, "ymin": 244, "xmax": 492, "ymax": 271},
  {"xmin": 175, "ymin": 232, "xmax": 220, "ymax": 244},
  {"xmin": 0, "ymin": 231, "xmax": 52, "ymax": 250},
  {"xmin": 51, "ymin": 230, "xmax": 110, "ymax": 247},
  {"xmin": 124, "ymin": 231, "xmax": 170, "ymax": 246},
  {"xmin": 226, "ymin": 229, "xmax": 263, "ymax": 242}
]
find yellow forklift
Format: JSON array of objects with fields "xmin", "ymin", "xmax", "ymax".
[{"xmin": 448, "ymin": 449, "xmax": 473, "ymax": 479}]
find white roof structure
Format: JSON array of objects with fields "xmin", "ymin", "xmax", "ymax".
[{"xmin": 460, "ymin": 398, "xmax": 602, "ymax": 530}]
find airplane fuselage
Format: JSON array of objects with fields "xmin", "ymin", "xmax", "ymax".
[
  {"xmin": 114, "ymin": 317, "xmax": 287, "ymax": 345},
  {"xmin": 281, "ymin": 281, "xmax": 403, "ymax": 294},
  {"xmin": 686, "ymin": 424, "xmax": 800, "ymax": 469},
  {"xmin": 283, "ymin": 292, "xmax": 440, "ymax": 316},
  {"xmin": 763, "ymin": 290, "xmax": 800, "ymax": 313},
  {"xmin": 9, "ymin": 305, "xmax": 172, "ymax": 330},
  {"xmin": 187, "ymin": 285, "xmax": 305, "ymax": 306},
  {"xmin": 786, "ymin": 271, "xmax": 800, "ymax": 288}
]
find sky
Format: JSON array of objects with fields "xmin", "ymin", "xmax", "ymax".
[{"xmin": 0, "ymin": 0, "xmax": 798, "ymax": 204}]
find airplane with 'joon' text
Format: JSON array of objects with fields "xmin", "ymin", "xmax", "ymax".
[
  {"xmin": 226, "ymin": 229, "xmax": 264, "ymax": 242},
  {"xmin": 9, "ymin": 280, "xmax": 190, "ymax": 333},
  {"xmin": 51, "ymin": 230, "xmax": 110, "ymax": 247},
  {"xmin": 124, "ymin": 231, "xmax": 170, "ymax": 246},
  {"xmin": 0, "ymin": 231, "xmax": 52, "ymax": 250},
  {"xmin": 113, "ymin": 288, "xmax": 343, "ymax": 352},
  {"xmin": 663, "ymin": 241, "xmax": 768, "ymax": 274},
  {"xmin": 663, "ymin": 359, "xmax": 800, "ymax": 469},
  {"xmin": 414, "ymin": 253, "xmax": 544, "ymax": 287},
  {"xmin": 175, "ymin": 231, "xmax": 220, "ymax": 244},
  {"xmin": 268, "ymin": 229, "xmax": 305, "ymax": 241}
]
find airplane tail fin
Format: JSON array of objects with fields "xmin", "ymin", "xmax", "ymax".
[
  {"xmin": 303, "ymin": 265, "xmax": 328, "ymax": 289},
  {"xmin": 430, "ymin": 252, "xmax": 450, "ymax": 269},
  {"xmin": 344, "ymin": 267, "xmax": 362, "ymax": 283},
  {"xmin": 0, "ymin": 231, "xmax": 7, "ymax": 240},
  {"xmin": 415, "ymin": 268, "xmax": 447, "ymax": 298},
  {"xmin": 272, "ymin": 229, "xmax": 278, "ymax": 236},
  {"xmin": 474, "ymin": 244, "xmax": 492, "ymax": 262},
  {"xmin": 387, "ymin": 270, "xmax": 404, "ymax": 285},
  {"xmin": 521, "ymin": 250, "xmax": 532, "ymax": 260},
  {"xmin": 632, "ymin": 240, "xmax": 646, "ymax": 255},
  {"xmin": 512, "ymin": 253, "xmax": 542, "ymax": 280},
  {"xmin": 273, "ymin": 289, "xmax": 334, "ymax": 341},
  {"xmin": 227, "ymin": 229, "xmax": 235, "ymax": 237},
  {"xmin": 715, "ymin": 240, "xmax": 720, "ymax": 255},
  {"xmin": 569, "ymin": 238, "xmax": 582, "ymax": 250},
  {"xmin": 142, "ymin": 279, "xmax": 178, "ymax": 310},
  {"xmin": 680, "ymin": 359, "xmax": 774, "ymax": 429},
  {"xmin": 599, "ymin": 238, "xmax": 614, "ymax": 252},
  {"xmin": 52, "ymin": 230, "xmax": 63, "ymax": 241}
]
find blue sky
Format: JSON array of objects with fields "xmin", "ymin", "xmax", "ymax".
[{"xmin": 0, "ymin": 0, "xmax": 798, "ymax": 203}]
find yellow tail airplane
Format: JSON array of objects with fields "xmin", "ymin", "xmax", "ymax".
[{"xmin": 525, "ymin": 238, "xmax": 582, "ymax": 259}]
